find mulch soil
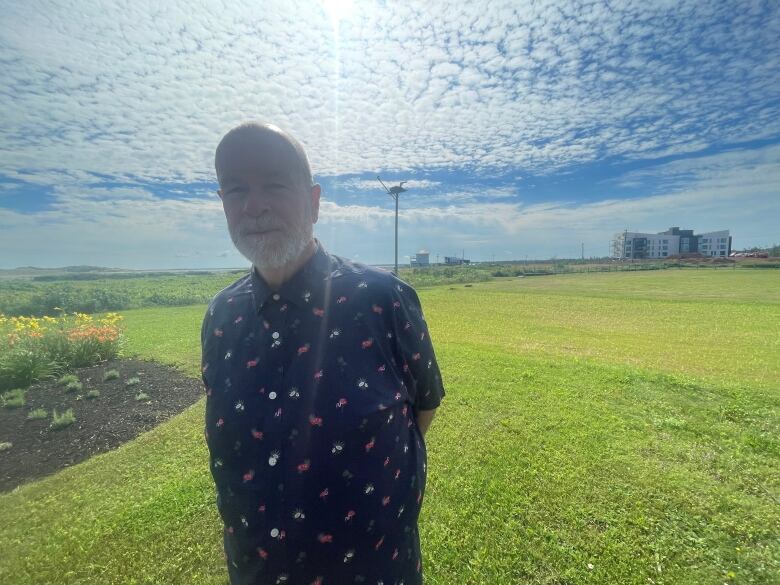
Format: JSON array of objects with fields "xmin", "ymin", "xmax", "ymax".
[{"xmin": 0, "ymin": 358, "xmax": 204, "ymax": 494}]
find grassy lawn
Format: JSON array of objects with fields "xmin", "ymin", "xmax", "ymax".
[{"xmin": 1, "ymin": 270, "xmax": 778, "ymax": 584}]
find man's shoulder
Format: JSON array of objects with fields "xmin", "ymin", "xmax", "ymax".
[
  {"xmin": 204, "ymin": 271, "xmax": 252, "ymax": 316},
  {"xmin": 328, "ymin": 253, "xmax": 415, "ymax": 294}
]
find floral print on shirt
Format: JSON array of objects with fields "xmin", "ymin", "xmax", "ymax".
[{"xmin": 201, "ymin": 239, "xmax": 446, "ymax": 585}]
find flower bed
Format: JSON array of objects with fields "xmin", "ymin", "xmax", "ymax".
[
  {"xmin": 0, "ymin": 311, "xmax": 124, "ymax": 392},
  {"xmin": 0, "ymin": 357, "xmax": 205, "ymax": 493}
]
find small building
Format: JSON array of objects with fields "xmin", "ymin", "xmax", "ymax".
[
  {"xmin": 410, "ymin": 250, "xmax": 430, "ymax": 267},
  {"xmin": 444, "ymin": 255, "xmax": 470, "ymax": 265}
]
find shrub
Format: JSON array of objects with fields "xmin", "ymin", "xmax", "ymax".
[
  {"xmin": 0, "ymin": 441, "xmax": 12, "ymax": 452},
  {"xmin": 59, "ymin": 373, "xmax": 79, "ymax": 386},
  {"xmin": 27, "ymin": 408, "xmax": 48, "ymax": 420},
  {"xmin": 1, "ymin": 388, "xmax": 25, "ymax": 408},
  {"xmin": 0, "ymin": 349, "xmax": 61, "ymax": 392},
  {"xmin": 125, "ymin": 377, "xmax": 140, "ymax": 387},
  {"xmin": 50, "ymin": 408, "xmax": 76, "ymax": 430},
  {"xmin": 65, "ymin": 380, "xmax": 83, "ymax": 393},
  {"xmin": 85, "ymin": 389, "xmax": 100, "ymax": 399},
  {"xmin": 135, "ymin": 392, "xmax": 149, "ymax": 401},
  {"xmin": 102, "ymin": 369, "xmax": 120, "ymax": 381}
]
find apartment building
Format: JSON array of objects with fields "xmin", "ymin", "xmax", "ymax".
[{"xmin": 612, "ymin": 227, "xmax": 731, "ymax": 259}]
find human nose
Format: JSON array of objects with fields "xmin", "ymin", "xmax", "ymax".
[{"xmin": 240, "ymin": 188, "xmax": 272, "ymax": 216}]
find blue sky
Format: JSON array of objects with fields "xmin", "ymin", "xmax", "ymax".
[{"xmin": 1, "ymin": 0, "xmax": 779, "ymax": 269}]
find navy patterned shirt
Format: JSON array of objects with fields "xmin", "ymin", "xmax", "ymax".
[{"xmin": 201, "ymin": 238, "xmax": 446, "ymax": 585}]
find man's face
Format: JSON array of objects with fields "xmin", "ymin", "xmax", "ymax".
[{"xmin": 216, "ymin": 130, "xmax": 320, "ymax": 271}]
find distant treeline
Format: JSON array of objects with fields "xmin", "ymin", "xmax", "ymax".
[
  {"xmin": 0, "ymin": 273, "xmax": 244, "ymax": 317},
  {"xmin": 0, "ymin": 267, "xmax": 493, "ymax": 316},
  {"xmin": 1, "ymin": 260, "xmax": 776, "ymax": 317},
  {"xmin": 30, "ymin": 270, "xmax": 245, "ymax": 281}
]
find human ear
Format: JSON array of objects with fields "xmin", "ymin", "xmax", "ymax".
[{"xmin": 310, "ymin": 183, "xmax": 321, "ymax": 224}]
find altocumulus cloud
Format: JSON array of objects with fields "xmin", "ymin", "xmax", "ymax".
[{"xmin": 0, "ymin": 0, "xmax": 779, "ymax": 267}]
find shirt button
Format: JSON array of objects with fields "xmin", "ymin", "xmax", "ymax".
[
  {"xmin": 272, "ymin": 293, "xmax": 280, "ymax": 301},
  {"xmin": 272, "ymin": 331, "xmax": 280, "ymax": 339},
  {"xmin": 270, "ymin": 528, "xmax": 279, "ymax": 537},
  {"xmin": 269, "ymin": 391, "xmax": 277, "ymax": 400}
]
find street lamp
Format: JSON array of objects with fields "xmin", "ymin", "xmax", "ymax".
[{"xmin": 377, "ymin": 177, "xmax": 407, "ymax": 275}]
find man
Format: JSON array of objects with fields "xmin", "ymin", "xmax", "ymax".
[{"xmin": 201, "ymin": 122, "xmax": 446, "ymax": 585}]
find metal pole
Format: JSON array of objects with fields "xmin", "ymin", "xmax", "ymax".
[
  {"xmin": 394, "ymin": 195, "xmax": 398, "ymax": 275},
  {"xmin": 377, "ymin": 176, "xmax": 404, "ymax": 276}
]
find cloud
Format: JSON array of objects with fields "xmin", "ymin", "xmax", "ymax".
[
  {"xmin": 340, "ymin": 179, "xmax": 442, "ymax": 191},
  {"xmin": 1, "ymin": 0, "xmax": 778, "ymax": 185},
  {"xmin": 1, "ymin": 0, "xmax": 779, "ymax": 267}
]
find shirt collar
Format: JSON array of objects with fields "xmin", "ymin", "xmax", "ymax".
[{"xmin": 250, "ymin": 237, "xmax": 333, "ymax": 313}]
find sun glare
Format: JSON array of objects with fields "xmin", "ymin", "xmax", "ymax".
[{"xmin": 322, "ymin": 0, "xmax": 355, "ymax": 23}]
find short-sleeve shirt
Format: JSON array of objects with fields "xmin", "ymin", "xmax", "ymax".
[{"xmin": 201, "ymin": 238, "xmax": 446, "ymax": 585}]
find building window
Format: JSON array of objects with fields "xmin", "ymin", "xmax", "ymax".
[{"xmin": 662, "ymin": 252, "xmax": 668, "ymax": 256}]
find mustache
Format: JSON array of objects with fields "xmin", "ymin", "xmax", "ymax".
[{"xmin": 239, "ymin": 219, "xmax": 287, "ymax": 235}]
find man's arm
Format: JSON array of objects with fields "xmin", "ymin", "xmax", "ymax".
[
  {"xmin": 416, "ymin": 408, "xmax": 437, "ymax": 438},
  {"xmin": 390, "ymin": 279, "xmax": 445, "ymax": 437}
]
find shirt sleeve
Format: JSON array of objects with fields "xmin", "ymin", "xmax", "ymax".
[
  {"xmin": 200, "ymin": 303, "xmax": 212, "ymax": 388},
  {"xmin": 391, "ymin": 281, "xmax": 446, "ymax": 412}
]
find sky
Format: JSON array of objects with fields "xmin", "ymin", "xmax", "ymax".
[{"xmin": 1, "ymin": 0, "xmax": 779, "ymax": 269}]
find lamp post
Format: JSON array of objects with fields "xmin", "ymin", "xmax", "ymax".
[{"xmin": 377, "ymin": 177, "xmax": 407, "ymax": 275}]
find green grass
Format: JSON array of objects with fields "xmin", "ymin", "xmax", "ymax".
[
  {"xmin": 489, "ymin": 269, "xmax": 780, "ymax": 303},
  {"xmin": 0, "ymin": 270, "xmax": 777, "ymax": 584},
  {"xmin": 64, "ymin": 380, "xmax": 82, "ymax": 393},
  {"xmin": 1, "ymin": 388, "xmax": 25, "ymax": 408},
  {"xmin": 102, "ymin": 369, "xmax": 120, "ymax": 381},
  {"xmin": 58, "ymin": 373, "xmax": 79, "ymax": 386},
  {"xmin": 49, "ymin": 408, "xmax": 76, "ymax": 430},
  {"xmin": 26, "ymin": 408, "xmax": 48, "ymax": 420},
  {"xmin": 430, "ymin": 271, "xmax": 780, "ymax": 390}
]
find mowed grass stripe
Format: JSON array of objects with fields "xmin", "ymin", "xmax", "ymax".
[
  {"xmin": 484, "ymin": 269, "xmax": 780, "ymax": 304},
  {"xmin": 421, "ymin": 277, "xmax": 779, "ymax": 390}
]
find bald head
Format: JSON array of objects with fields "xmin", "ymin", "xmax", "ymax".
[{"xmin": 215, "ymin": 122, "xmax": 313, "ymax": 191}]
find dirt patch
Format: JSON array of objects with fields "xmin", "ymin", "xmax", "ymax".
[{"xmin": 0, "ymin": 358, "xmax": 204, "ymax": 494}]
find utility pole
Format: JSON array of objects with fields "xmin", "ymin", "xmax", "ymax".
[
  {"xmin": 581, "ymin": 242, "xmax": 584, "ymax": 262},
  {"xmin": 377, "ymin": 177, "xmax": 408, "ymax": 275}
]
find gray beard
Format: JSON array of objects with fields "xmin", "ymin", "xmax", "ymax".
[{"xmin": 230, "ymin": 224, "xmax": 312, "ymax": 271}]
